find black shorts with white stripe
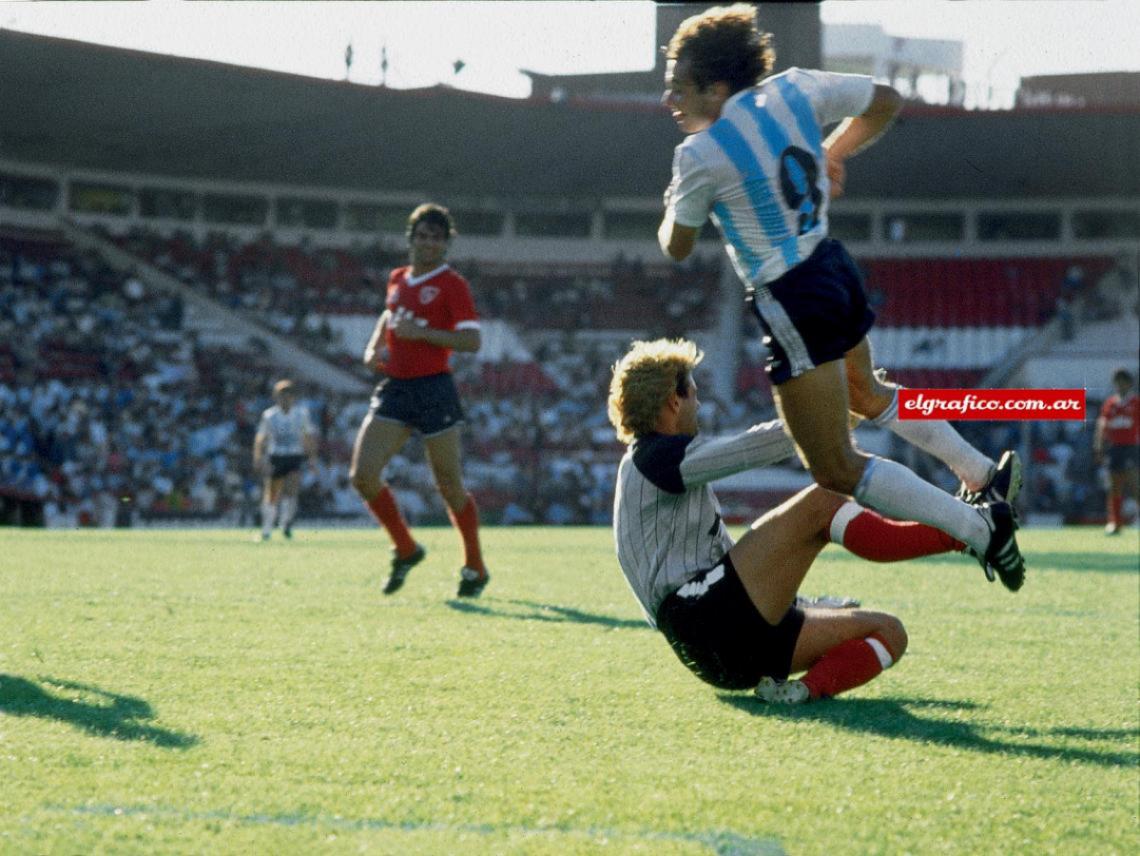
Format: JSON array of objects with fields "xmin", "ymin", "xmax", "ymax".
[
  {"xmin": 746, "ymin": 238, "xmax": 876, "ymax": 385},
  {"xmin": 655, "ymin": 553, "xmax": 806, "ymax": 690}
]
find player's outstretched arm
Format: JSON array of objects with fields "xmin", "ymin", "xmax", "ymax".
[
  {"xmin": 679, "ymin": 420, "xmax": 796, "ymax": 488},
  {"xmin": 823, "ymin": 84, "xmax": 901, "ymax": 198}
]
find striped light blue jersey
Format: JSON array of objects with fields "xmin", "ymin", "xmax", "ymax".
[{"xmin": 666, "ymin": 68, "xmax": 874, "ymax": 287}]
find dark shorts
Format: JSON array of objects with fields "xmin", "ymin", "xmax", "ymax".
[
  {"xmin": 1107, "ymin": 444, "xmax": 1139, "ymax": 473},
  {"xmin": 370, "ymin": 372, "xmax": 465, "ymax": 437},
  {"xmin": 746, "ymin": 238, "xmax": 876, "ymax": 385},
  {"xmin": 655, "ymin": 554, "xmax": 806, "ymax": 690},
  {"xmin": 269, "ymin": 454, "xmax": 305, "ymax": 479}
]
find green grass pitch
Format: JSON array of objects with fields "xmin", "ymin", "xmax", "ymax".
[{"xmin": 1, "ymin": 526, "xmax": 1137, "ymax": 854}]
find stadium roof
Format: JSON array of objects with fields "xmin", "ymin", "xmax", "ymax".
[{"xmin": 1, "ymin": 30, "xmax": 1137, "ymax": 202}]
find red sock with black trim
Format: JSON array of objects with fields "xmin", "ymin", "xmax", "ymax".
[
  {"xmin": 447, "ymin": 493, "xmax": 485, "ymax": 574},
  {"xmin": 830, "ymin": 501, "xmax": 963, "ymax": 561},
  {"xmin": 800, "ymin": 632, "xmax": 897, "ymax": 699},
  {"xmin": 365, "ymin": 486, "xmax": 417, "ymax": 557}
]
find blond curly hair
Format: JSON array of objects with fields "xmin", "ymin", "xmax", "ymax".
[{"xmin": 607, "ymin": 339, "xmax": 703, "ymax": 444}]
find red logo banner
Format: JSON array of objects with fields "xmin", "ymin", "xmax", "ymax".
[{"xmin": 898, "ymin": 389, "xmax": 1086, "ymax": 421}]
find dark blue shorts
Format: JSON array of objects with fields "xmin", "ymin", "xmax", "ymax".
[
  {"xmin": 269, "ymin": 454, "xmax": 305, "ymax": 479},
  {"xmin": 655, "ymin": 553, "xmax": 806, "ymax": 690},
  {"xmin": 747, "ymin": 238, "xmax": 876, "ymax": 385},
  {"xmin": 370, "ymin": 372, "xmax": 465, "ymax": 437},
  {"xmin": 1107, "ymin": 444, "xmax": 1139, "ymax": 473}
]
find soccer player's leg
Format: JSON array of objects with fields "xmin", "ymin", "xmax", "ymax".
[
  {"xmin": 844, "ymin": 338, "xmax": 996, "ymax": 495},
  {"xmin": 827, "ymin": 495, "xmax": 964, "ymax": 560},
  {"xmin": 1107, "ymin": 449, "xmax": 1139, "ymax": 534},
  {"xmin": 259, "ymin": 474, "xmax": 280, "ymax": 541},
  {"xmin": 424, "ymin": 427, "xmax": 488, "ymax": 596},
  {"xmin": 767, "ymin": 608, "xmax": 907, "ymax": 702},
  {"xmin": 1124, "ymin": 461, "xmax": 1140, "ymax": 527},
  {"xmin": 775, "ymin": 359, "xmax": 1019, "ymax": 585},
  {"xmin": 718, "ymin": 488, "xmax": 905, "ymax": 703},
  {"xmin": 774, "ymin": 356, "xmax": 870, "ymax": 497},
  {"xmin": 727, "ymin": 486, "xmax": 835, "ymax": 626},
  {"xmin": 279, "ymin": 469, "xmax": 302, "ymax": 538},
  {"xmin": 349, "ymin": 413, "xmax": 422, "ymax": 590}
]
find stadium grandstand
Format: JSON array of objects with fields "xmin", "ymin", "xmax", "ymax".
[{"xmin": 1, "ymin": 6, "xmax": 1137, "ymax": 531}]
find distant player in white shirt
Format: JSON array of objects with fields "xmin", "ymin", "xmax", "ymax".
[
  {"xmin": 657, "ymin": 4, "xmax": 1025, "ymax": 590},
  {"xmin": 609, "ymin": 339, "xmax": 981, "ymax": 703},
  {"xmin": 253, "ymin": 379, "xmax": 317, "ymax": 540}
]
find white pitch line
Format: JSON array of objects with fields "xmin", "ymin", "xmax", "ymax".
[{"xmin": 44, "ymin": 804, "xmax": 788, "ymax": 855}]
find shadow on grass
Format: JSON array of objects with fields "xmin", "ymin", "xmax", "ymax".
[
  {"xmin": 718, "ymin": 694, "xmax": 1137, "ymax": 768},
  {"xmin": 1025, "ymin": 551, "xmax": 1139, "ymax": 574},
  {"xmin": 445, "ymin": 598, "xmax": 647, "ymax": 630},
  {"xmin": 0, "ymin": 675, "xmax": 198, "ymax": 749}
]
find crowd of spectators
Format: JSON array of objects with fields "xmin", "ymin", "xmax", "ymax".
[
  {"xmin": 2, "ymin": 228, "xmax": 1133, "ymax": 529},
  {"xmin": 109, "ymin": 226, "xmax": 720, "ymax": 356},
  {"xmin": 0, "ymin": 232, "xmax": 270, "ymax": 526}
]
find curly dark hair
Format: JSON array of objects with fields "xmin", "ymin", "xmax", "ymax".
[
  {"xmin": 406, "ymin": 202, "xmax": 456, "ymax": 241},
  {"xmin": 666, "ymin": 4, "xmax": 775, "ymax": 94}
]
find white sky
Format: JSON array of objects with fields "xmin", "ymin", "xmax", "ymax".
[{"xmin": 1, "ymin": 1, "xmax": 1137, "ymax": 103}]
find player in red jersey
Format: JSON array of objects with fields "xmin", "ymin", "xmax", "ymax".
[
  {"xmin": 1093, "ymin": 368, "xmax": 1139, "ymax": 535},
  {"xmin": 349, "ymin": 203, "xmax": 489, "ymax": 596}
]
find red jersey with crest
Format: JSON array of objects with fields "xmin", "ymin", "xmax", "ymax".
[
  {"xmin": 382, "ymin": 264, "xmax": 479, "ymax": 379},
  {"xmin": 1099, "ymin": 392, "xmax": 1140, "ymax": 447}
]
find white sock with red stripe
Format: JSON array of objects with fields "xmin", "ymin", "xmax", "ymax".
[{"xmin": 801, "ymin": 632, "xmax": 897, "ymax": 699}]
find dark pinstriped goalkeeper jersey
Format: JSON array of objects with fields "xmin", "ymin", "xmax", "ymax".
[{"xmin": 612, "ymin": 420, "xmax": 795, "ymax": 627}]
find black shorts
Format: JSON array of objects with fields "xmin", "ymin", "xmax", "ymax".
[
  {"xmin": 655, "ymin": 554, "xmax": 806, "ymax": 690},
  {"xmin": 269, "ymin": 454, "xmax": 305, "ymax": 479},
  {"xmin": 747, "ymin": 238, "xmax": 876, "ymax": 385},
  {"xmin": 370, "ymin": 372, "xmax": 465, "ymax": 437},
  {"xmin": 1107, "ymin": 444, "xmax": 1139, "ymax": 473}
]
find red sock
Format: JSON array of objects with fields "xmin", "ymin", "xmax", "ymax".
[
  {"xmin": 831, "ymin": 501, "xmax": 963, "ymax": 561},
  {"xmin": 1108, "ymin": 493, "xmax": 1123, "ymax": 526},
  {"xmin": 801, "ymin": 632, "xmax": 897, "ymax": 699},
  {"xmin": 365, "ymin": 487, "xmax": 416, "ymax": 557},
  {"xmin": 448, "ymin": 493, "xmax": 485, "ymax": 574}
]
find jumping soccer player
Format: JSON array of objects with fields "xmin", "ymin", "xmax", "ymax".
[
  {"xmin": 349, "ymin": 202, "xmax": 489, "ymax": 597},
  {"xmin": 253, "ymin": 379, "xmax": 317, "ymax": 541},
  {"xmin": 609, "ymin": 339, "xmax": 984, "ymax": 703},
  {"xmin": 1094, "ymin": 367, "xmax": 1139, "ymax": 535},
  {"xmin": 656, "ymin": 4, "xmax": 1025, "ymax": 589}
]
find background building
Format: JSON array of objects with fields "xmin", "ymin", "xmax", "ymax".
[{"xmin": 1, "ymin": 8, "xmax": 1136, "ymax": 529}]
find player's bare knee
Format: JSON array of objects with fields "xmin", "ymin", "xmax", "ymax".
[
  {"xmin": 878, "ymin": 614, "xmax": 908, "ymax": 660},
  {"xmin": 851, "ymin": 379, "xmax": 897, "ymax": 420},
  {"xmin": 808, "ymin": 455, "xmax": 863, "ymax": 495},
  {"xmin": 349, "ymin": 469, "xmax": 380, "ymax": 498},
  {"xmin": 434, "ymin": 478, "xmax": 466, "ymax": 509}
]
